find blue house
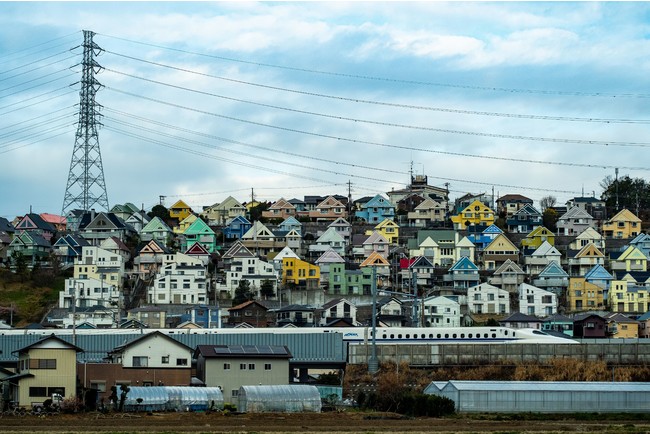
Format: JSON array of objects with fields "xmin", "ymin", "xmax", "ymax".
[
  {"xmin": 532, "ymin": 261, "xmax": 569, "ymax": 296},
  {"xmin": 444, "ymin": 256, "xmax": 480, "ymax": 289},
  {"xmin": 467, "ymin": 224, "xmax": 502, "ymax": 251},
  {"xmin": 506, "ymin": 204, "xmax": 543, "ymax": 234},
  {"xmin": 178, "ymin": 305, "xmax": 220, "ymax": 328},
  {"xmin": 584, "ymin": 264, "xmax": 614, "ymax": 300},
  {"xmin": 222, "ymin": 215, "xmax": 252, "ymax": 240},
  {"xmin": 355, "ymin": 194, "xmax": 395, "ymax": 224},
  {"xmin": 278, "ymin": 216, "xmax": 302, "ymax": 236}
]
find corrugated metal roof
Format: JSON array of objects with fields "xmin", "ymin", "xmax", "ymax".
[{"xmin": 0, "ymin": 331, "xmax": 345, "ymax": 364}]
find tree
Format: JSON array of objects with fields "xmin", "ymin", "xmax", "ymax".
[
  {"xmin": 260, "ymin": 279, "xmax": 275, "ymax": 299},
  {"xmin": 600, "ymin": 174, "xmax": 650, "ymax": 219},
  {"xmin": 542, "ymin": 208, "xmax": 558, "ymax": 233},
  {"xmin": 233, "ymin": 279, "xmax": 254, "ymax": 306},
  {"xmin": 539, "ymin": 195, "xmax": 557, "ymax": 212},
  {"xmin": 148, "ymin": 204, "xmax": 169, "ymax": 221}
]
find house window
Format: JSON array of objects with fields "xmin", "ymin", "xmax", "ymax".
[
  {"xmin": 248, "ymin": 363, "xmax": 255, "ymax": 370},
  {"xmin": 265, "ymin": 363, "xmax": 272, "ymax": 371},
  {"xmin": 231, "ymin": 390, "xmax": 239, "ymax": 397},
  {"xmin": 240, "ymin": 363, "xmax": 247, "ymax": 370},
  {"xmin": 161, "ymin": 356, "xmax": 169, "ymax": 364},
  {"xmin": 132, "ymin": 356, "xmax": 148, "ymax": 367},
  {"xmin": 176, "ymin": 358, "xmax": 188, "ymax": 366},
  {"xmin": 224, "ymin": 363, "xmax": 231, "ymax": 370},
  {"xmin": 29, "ymin": 387, "xmax": 47, "ymax": 397},
  {"xmin": 31, "ymin": 359, "xmax": 56, "ymax": 369}
]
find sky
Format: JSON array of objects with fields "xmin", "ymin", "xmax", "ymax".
[{"xmin": 1, "ymin": 1, "xmax": 650, "ymax": 219}]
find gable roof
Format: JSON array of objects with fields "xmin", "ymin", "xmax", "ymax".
[
  {"xmin": 537, "ymin": 261, "xmax": 569, "ymax": 278},
  {"xmin": 492, "ymin": 259, "xmax": 525, "ymax": 275},
  {"xmin": 362, "ymin": 194, "xmax": 393, "ymax": 208},
  {"xmin": 14, "ymin": 334, "xmax": 83, "ymax": 355},
  {"xmin": 584, "ymin": 264, "xmax": 613, "ymax": 281},
  {"xmin": 531, "ymin": 241, "xmax": 561, "ymax": 257},
  {"xmin": 574, "ymin": 242, "xmax": 605, "ymax": 259},
  {"xmin": 169, "ymin": 199, "xmax": 192, "ymax": 210},
  {"xmin": 242, "ymin": 221, "xmax": 274, "ymax": 239},
  {"xmin": 315, "ymin": 248, "xmax": 345, "ymax": 264},
  {"xmin": 221, "ymin": 241, "xmax": 254, "ymax": 259},
  {"xmin": 272, "ymin": 246, "xmax": 300, "ymax": 261},
  {"xmin": 185, "ymin": 241, "xmax": 211, "ymax": 256},
  {"xmin": 559, "ymin": 206, "xmax": 594, "ymax": 221},
  {"xmin": 410, "ymin": 256, "xmax": 434, "ymax": 269},
  {"xmin": 109, "ymin": 330, "xmax": 193, "ymax": 354},
  {"xmin": 183, "ymin": 217, "xmax": 215, "ymax": 235},
  {"xmin": 316, "ymin": 227, "xmax": 345, "ymax": 243},
  {"xmin": 513, "ymin": 203, "xmax": 542, "ymax": 217},
  {"xmin": 484, "ymin": 233, "xmax": 519, "ymax": 253},
  {"xmin": 607, "ymin": 208, "xmax": 642, "ymax": 223},
  {"xmin": 363, "ymin": 230, "xmax": 388, "ymax": 245},
  {"xmin": 361, "ymin": 251, "xmax": 389, "ymax": 267},
  {"xmin": 141, "ymin": 216, "xmax": 172, "ymax": 233},
  {"xmin": 228, "ymin": 300, "xmax": 268, "ymax": 311},
  {"xmin": 448, "ymin": 256, "xmax": 478, "ymax": 272},
  {"xmin": 139, "ymin": 239, "xmax": 171, "ymax": 255}
]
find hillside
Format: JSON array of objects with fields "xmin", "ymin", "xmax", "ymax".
[{"xmin": 0, "ymin": 268, "xmax": 66, "ymax": 327}]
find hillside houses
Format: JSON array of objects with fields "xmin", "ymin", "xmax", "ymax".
[{"xmin": 3, "ymin": 186, "xmax": 650, "ymax": 335}]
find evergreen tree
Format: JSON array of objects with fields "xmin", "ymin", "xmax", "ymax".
[
  {"xmin": 260, "ymin": 279, "xmax": 275, "ymax": 299},
  {"xmin": 233, "ymin": 279, "xmax": 254, "ymax": 306}
]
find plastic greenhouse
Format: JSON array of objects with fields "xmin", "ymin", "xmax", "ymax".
[
  {"xmin": 237, "ymin": 385, "xmax": 322, "ymax": 413},
  {"xmin": 425, "ymin": 381, "xmax": 650, "ymax": 413},
  {"xmin": 124, "ymin": 386, "xmax": 224, "ymax": 412}
]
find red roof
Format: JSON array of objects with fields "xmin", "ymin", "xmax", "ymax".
[
  {"xmin": 39, "ymin": 213, "xmax": 66, "ymax": 225},
  {"xmin": 399, "ymin": 258, "xmax": 416, "ymax": 270}
]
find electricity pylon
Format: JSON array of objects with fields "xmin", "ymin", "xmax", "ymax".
[{"xmin": 62, "ymin": 30, "xmax": 109, "ymax": 214}]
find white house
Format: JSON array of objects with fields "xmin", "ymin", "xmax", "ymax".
[
  {"xmin": 467, "ymin": 283, "xmax": 510, "ymax": 315},
  {"xmin": 149, "ymin": 253, "xmax": 208, "ymax": 305},
  {"xmin": 518, "ymin": 283, "xmax": 557, "ymax": 317},
  {"xmin": 422, "ymin": 296, "xmax": 461, "ymax": 327}
]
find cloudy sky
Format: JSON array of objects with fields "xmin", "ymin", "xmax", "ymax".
[{"xmin": 1, "ymin": 2, "xmax": 649, "ymax": 219}]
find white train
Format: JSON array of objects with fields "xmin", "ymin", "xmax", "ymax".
[{"xmin": 0, "ymin": 326, "xmax": 575, "ymax": 344}]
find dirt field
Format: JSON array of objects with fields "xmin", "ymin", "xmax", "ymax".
[{"xmin": 1, "ymin": 411, "xmax": 649, "ymax": 433}]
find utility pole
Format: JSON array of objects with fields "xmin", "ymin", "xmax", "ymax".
[
  {"xmin": 615, "ymin": 168, "xmax": 619, "ymax": 211},
  {"xmin": 62, "ymin": 30, "xmax": 109, "ymax": 214},
  {"xmin": 368, "ymin": 265, "xmax": 378, "ymax": 373}
]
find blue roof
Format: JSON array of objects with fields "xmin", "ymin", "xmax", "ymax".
[
  {"xmin": 537, "ymin": 261, "xmax": 569, "ymax": 278},
  {"xmin": 584, "ymin": 264, "xmax": 613, "ymax": 281},
  {"xmin": 448, "ymin": 256, "xmax": 478, "ymax": 272}
]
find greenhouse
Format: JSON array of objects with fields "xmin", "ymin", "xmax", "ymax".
[
  {"xmin": 124, "ymin": 386, "xmax": 224, "ymax": 412},
  {"xmin": 237, "ymin": 385, "xmax": 322, "ymax": 413},
  {"xmin": 425, "ymin": 381, "xmax": 650, "ymax": 413}
]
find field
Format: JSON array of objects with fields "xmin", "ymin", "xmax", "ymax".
[{"xmin": 2, "ymin": 411, "xmax": 650, "ymax": 433}]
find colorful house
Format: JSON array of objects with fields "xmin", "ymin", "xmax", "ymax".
[
  {"xmin": 407, "ymin": 197, "xmax": 447, "ymax": 227},
  {"xmin": 506, "ymin": 204, "xmax": 542, "ymax": 234},
  {"xmin": 173, "ymin": 213, "xmax": 198, "ymax": 234},
  {"xmin": 308, "ymin": 196, "xmax": 347, "ymax": 221},
  {"xmin": 327, "ymin": 262, "xmax": 374, "ymax": 296},
  {"xmin": 569, "ymin": 227, "xmax": 605, "ymax": 250},
  {"xmin": 496, "ymin": 194, "xmax": 533, "ymax": 217},
  {"xmin": 467, "ymin": 283, "xmax": 510, "ymax": 315},
  {"xmin": 443, "ymin": 256, "xmax": 480, "ymax": 290},
  {"xmin": 168, "ymin": 199, "xmax": 193, "ymax": 222},
  {"xmin": 602, "ymin": 208, "xmax": 642, "ymax": 239},
  {"xmin": 567, "ymin": 277, "xmax": 605, "ymax": 312},
  {"xmin": 610, "ymin": 245, "xmax": 647, "ymax": 273},
  {"xmin": 13, "ymin": 213, "xmax": 57, "ymax": 242},
  {"xmin": 481, "ymin": 234, "xmax": 519, "ymax": 271},
  {"xmin": 365, "ymin": 218, "xmax": 399, "ymax": 245},
  {"xmin": 180, "ymin": 217, "xmax": 217, "ymax": 253},
  {"xmin": 222, "ymin": 215, "xmax": 252, "ymax": 240},
  {"xmin": 567, "ymin": 243, "xmax": 605, "ymax": 276},
  {"xmin": 521, "ymin": 226, "xmax": 555, "ymax": 249},
  {"xmin": 523, "ymin": 241, "xmax": 561, "ymax": 275},
  {"xmin": 262, "ymin": 198, "xmax": 297, "ymax": 220},
  {"xmin": 201, "ymin": 196, "xmax": 246, "ymax": 226},
  {"xmin": 282, "ymin": 257, "xmax": 320, "ymax": 290},
  {"xmin": 355, "ymin": 194, "xmax": 395, "ymax": 224},
  {"xmin": 608, "ymin": 279, "xmax": 649, "ymax": 314},
  {"xmin": 606, "ymin": 313, "xmax": 639, "ymax": 338},
  {"xmin": 139, "ymin": 216, "xmax": 173, "ymax": 246},
  {"xmin": 450, "ymin": 200, "xmax": 495, "ymax": 230},
  {"xmin": 532, "ymin": 261, "xmax": 569, "ymax": 296}
]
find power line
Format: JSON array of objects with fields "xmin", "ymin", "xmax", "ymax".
[
  {"xmin": 0, "ymin": 86, "xmax": 76, "ymax": 115},
  {"xmin": 104, "ymin": 50, "xmax": 650, "ymax": 125},
  {"xmin": 103, "ymin": 111, "xmax": 581, "ymax": 195},
  {"xmin": 0, "ymin": 50, "xmax": 77, "ymax": 78},
  {"xmin": 102, "ymin": 107, "xmax": 650, "ymax": 173},
  {"xmin": 103, "ymin": 70, "xmax": 650, "ymax": 148},
  {"xmin": 98, "ymin": 32, "xmax": 650, "ymax": 99},
  {"xmin": 0, "ymin": 32, "xmax": 80, "ymax": 65}
]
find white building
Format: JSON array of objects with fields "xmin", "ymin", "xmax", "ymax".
[
  {"xmin": 467, "ymin": 283, "xmax": 510, "ymax": 315},
  {"xmin": 149, "ymin": 253, "xmax": 208, "ymax": 304},
  {"xmin": 422, "ymin": 296, "xmax": 461, "ymax": 327},
  {"xmin": 518, "ymin": 283, "xmax": 557, "ymax": 317},
  {"xmin": 214, "ymin": 245, "xmax": 277, "ymax": 299}
]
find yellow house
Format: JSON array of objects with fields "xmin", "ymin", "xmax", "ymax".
[
  {"xmin": 282, "ymin": 257, "xmax": 320, "ymax": 289},
  {"xmin": 567, "ymin": 278, "xmax": 605, "ymax": 312},
  {"xmin": 169, "ymin": 199, "xmax": 193, "ymax": 222},
  {"xmin": 609, "ymin": 279, "xmax": 649, "ymax": 313},
  {"xmin": 13, "ymin": 334, "xmax": 82, "ymax": 408},
  {"xmin": 173, "ymin": 213, "xmax": 198, "ymax": 234},
  {"xmin": 602, "ymin": 209, "xmax": 642, "ymax": 239},
  {"xmin": 611, "ymin": 245, "xmax": 647, "ymax": 273},
  {"xmin": 606, "ymin": 313, "xmax": 639, "ymax": 338},
  {"xmin": 521, "ymin": 226, "xmax": 555, "ymax": 249},
  {"xmin": 365, "ymin": 219, "xmax": 399, "ymax": 245},
  {"xmin": 451, "ymin": 200, "xmax": 495, "ymax": 230}
]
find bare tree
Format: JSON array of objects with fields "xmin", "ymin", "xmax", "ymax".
[{"xmin": 539, "ymin": 195, "xmax": 557, "ymax": 212}]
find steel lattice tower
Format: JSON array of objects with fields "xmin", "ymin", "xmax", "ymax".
[{"xmin": 62, "ymin": 30, "xmax": 109, "ymax": 214}]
